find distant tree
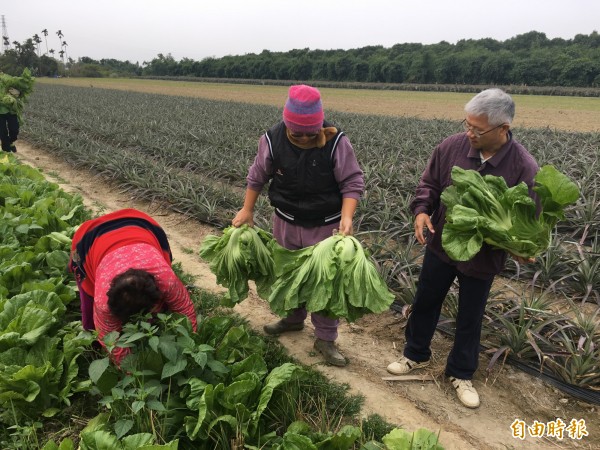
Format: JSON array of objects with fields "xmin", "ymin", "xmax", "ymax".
[
  {"xmin": 573, "ymin": 31, "xmax": 600, "ymax": 48},
  {"xmin": 42, "ymin": 29, "xmax": 49, "ymax": 55},
  {"xmin": 559, "ymin": 57, "xmax": 600, "ymax": 86},
  {"xmin": 334, "ymin": 55, "xmax": 354, "ymax": 81},
  {"xmin": 505, "ymin": 31, "xmax": 549, "ymax": 51},
  {"xmin": 39, "ymin": 54, "xmax": 58, "ymax": 76},
  {"xmin": 352, "ymin": 60, "xmax": 370, "ymax": 82},
  {"xmin": 511, "ymin": 51, "xmax": 552, "ymax": 85},
  {"xmin": 383, "ymin": 58, "xmax": 406, "ymax": 83},
  {"xmin": 32, "ymin": 33, "xmax": 42, "ymax": 74},
  {"xmin": 56, "ymin": 30, "xmax": 65, "ymax": 72},
  {"xmin": 0, "ymin": 38, "xmax": 37, "ymax": 74},
  {"xmin": 480, "ymin": 51, "xmax": 515, "ymax": 84},
  {"xmin": 62, "ymin": 41, "xmax": 68, "ymax": 63},
  {"xmin": 290, "ymin": 55, "xmax": 313, "ymax": 80},
  {"xmin": 367, "ymin": 57, "xmax": 387, "ymax": 82},
  {"xmin": 436, "ymin": 53, "xmax": 462, "ymax": 83},
  {"xmin": 406, "ymin": 51, "xmax": 435, "ymax": 83}
]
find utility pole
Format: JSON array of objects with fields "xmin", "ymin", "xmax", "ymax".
[{"xmin": 1, "ymin": 15, "xmax": 10, "ymax": 54}]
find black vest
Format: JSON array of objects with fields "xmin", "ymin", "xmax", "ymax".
[{"xmin": 266, "ymin": 121, "xmax": 344, "ymax": 227}]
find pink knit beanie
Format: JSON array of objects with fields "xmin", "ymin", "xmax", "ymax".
[{"xmin": 282, "ymin": 84, "xmax": 324, "ymax": 133}]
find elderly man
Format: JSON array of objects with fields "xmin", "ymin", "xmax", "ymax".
[{"xmin": 387, "ymin": 88, "xmax": 539, "ymax": 408}]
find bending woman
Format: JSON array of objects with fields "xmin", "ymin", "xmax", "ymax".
[{"xmin": 69, "ymin": 208, "xmax": 197, "ymax": 363}]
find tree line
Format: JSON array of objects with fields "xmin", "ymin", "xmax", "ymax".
[{"xmin": 1, "ymin": 30, "xmax": 599, "ymax": 87}]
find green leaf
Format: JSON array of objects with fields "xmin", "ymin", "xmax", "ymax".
[
  {"xmin": 114, "ymin": 419, "xmax": 134, "ymax": 439},
  {"xmin": 161, "ymin": 359, "xmax": 187, "ymax": 379},
  {"xmin": 42, "ymin": 407, "xmax": 61, "ymax": 417},
  {"xmin": 132, "ymin": 400, "xmax": 145, "ymax": 414},
  {"xmin": 121, "ymin": 434, "xmax": 155, "ymax": 450},
  {"xmin": 148, "ymin": 336, "xmax": 159, "ymax": 352},
  {"xmin": 79, "ymin": 430, "xmax": 123, "ymax": 450},
  {"xmin": 146, "ymin": 399, "xmax": 166, "ymax": 411},
  {"xmin": 89, "ymin": 358, "xmax": 110, "ymax": 384}
]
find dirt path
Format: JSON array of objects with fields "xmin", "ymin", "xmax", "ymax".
[{"xmin": 14, "ymin": 142, "xmax": 597, "ymax": 450}]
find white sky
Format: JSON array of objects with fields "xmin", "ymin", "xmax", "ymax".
[{"xmin": 2, "ymin": 1, "xmax": 599, "ymax": 64}]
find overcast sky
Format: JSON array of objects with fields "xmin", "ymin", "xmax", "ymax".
[{"xmin": 2, "ymin": 1, "xmax": 598, "ymax": 64}]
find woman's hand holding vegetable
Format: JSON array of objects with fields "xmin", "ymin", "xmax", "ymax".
[
  {"xmin": 232, "ymin": 208, "xmax": 254, "ymax": 228},
  {"xmin": 232, "ymin": 188, "xmax": 260, "ymax": 227},
  {"xmin": 414, "ymin": 212, "xmax": 434, "ymax": 245},
  {"xmin": 338, "ymin": 197, "xmax": 358, "ymax": 235},
  {"xmin": 338, "ymin": 216, "xmax": 354, "ymax": 236}
]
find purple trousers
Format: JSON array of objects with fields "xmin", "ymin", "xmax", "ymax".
[
  {"xmin": 272, "ymin": 214, "xmax": 340, "ymax": 342},
  {"xmin": 77, "ymin": 280, "xmax": 95, "ymax": 331}
]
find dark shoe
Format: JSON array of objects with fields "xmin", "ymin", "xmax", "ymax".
[
  {"xmin": 314, "ymin": 338, "xmax": 347, "ymax": 367},
  {"xmin": 263, "ymin": 319, "xmax": 304, "ymax": 335},
  {"xmin": 9, "ymin": 145, "xmax": 16, "ymax": 153}
]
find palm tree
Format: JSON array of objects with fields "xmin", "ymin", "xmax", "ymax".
[
  {"xmin": 56, "ymin": 31, "xmax": 65, "ymax": 74},
  {"xmin": 33, "ymin": 34, "xmax": 42, "ymax": 52},
  {"xmin": 56, "ymin": 30, "xmax": 63, "ymax": 53},
  {"xmin": 61, "ymin": 40, "xmax": 68, "ymax": 65},
  {"xmin": 33, "ymin": 33, "xmax": 42, "ymax": 75},
  {"xmin": 42, "ymin": 29, "xmax": 49, "ymax": 55}
]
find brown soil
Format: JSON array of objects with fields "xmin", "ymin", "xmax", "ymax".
[{"xmin": 13, "ymin": 142, "xmax": 598, "ymax": 450}]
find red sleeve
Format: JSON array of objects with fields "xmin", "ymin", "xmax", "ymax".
[
  {"xmin": 161, "ymin": 270, "xmax": 198, "ymax": 331},
  {"xmin": 93, "ymin": 302, "xmax": 131, "ymax": 365}
]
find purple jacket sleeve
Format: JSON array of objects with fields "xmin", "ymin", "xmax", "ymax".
[
  {"xmin": 410, "ymin": 144, "xmax": 444, "ymax": 216},
  {"xmin": 246, "ymin": 135, "xmax": 272, "ymax": 192},
  {"xmin": 333, "ymin": 135, "xmax": 364, "ymax": 200}
]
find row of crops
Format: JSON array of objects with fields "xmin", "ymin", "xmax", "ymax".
[
  {"xmin": 0, "ymin": 155, "xmax": 445, "ymax": 449},
  {"xmin": 21, "ymin": 84, "xmax": 600, "ymax": 398}
]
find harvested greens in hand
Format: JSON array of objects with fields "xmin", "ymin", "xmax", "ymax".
[
  {"xmin": 268, "ymin": 234, "xmax": 395, "ymax": 321},
  {"xmin": 441, "ymin": 165, "xmax": 579, "ymax": 261},
  {"xmin": 199, "ymin": 225, "xmax": 275, "ymax": 306}
]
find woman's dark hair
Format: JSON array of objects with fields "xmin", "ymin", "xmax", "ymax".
[{"xmin": 107, "ymin": 268, "xmax": 161, "ymax": 324}]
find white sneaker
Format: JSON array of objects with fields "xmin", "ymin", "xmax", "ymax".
[
  {"xmin": 449, "ymin": 377, "xmax": 480, "ymax": 408},
  {"xmin": 386, "ymin": 356, "xmax": 430, "ymax": 375}
]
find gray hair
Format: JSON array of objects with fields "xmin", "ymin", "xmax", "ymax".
[{"xmin": 464, "ymin": 88, "xmax": 515, "ymax": 125}]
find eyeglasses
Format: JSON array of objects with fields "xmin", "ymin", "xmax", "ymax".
[
  {"xmin": 290, "ymin": 132, "xmax": 318, "ymax": 139},
  {"xmin": 461, "ymin": 119, "xmax": 504, "ymax": 138}
]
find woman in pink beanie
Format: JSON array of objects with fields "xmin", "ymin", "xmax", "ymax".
[{"xmin": 232, "ymin": 84, "xmax": 365, "ymax": 367}]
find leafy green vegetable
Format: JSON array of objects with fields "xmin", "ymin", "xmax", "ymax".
[
  {"xmin": 382, "ymin": 427, "xmax": 444, "ymax": 450},
  {"xmin": 441, "ymin": 165, "xmax": 579, "ymax": 261},
  {"xmin": 0, "ymin": 68, "xmax": 35, "ymax": 121},
  {"xmin": 268, "ymin": 234, "xmax": 395, "ymax": 322},
  {"xmin": 199, "ymin": 225, "xmax": 276, "ymax": 306}
]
